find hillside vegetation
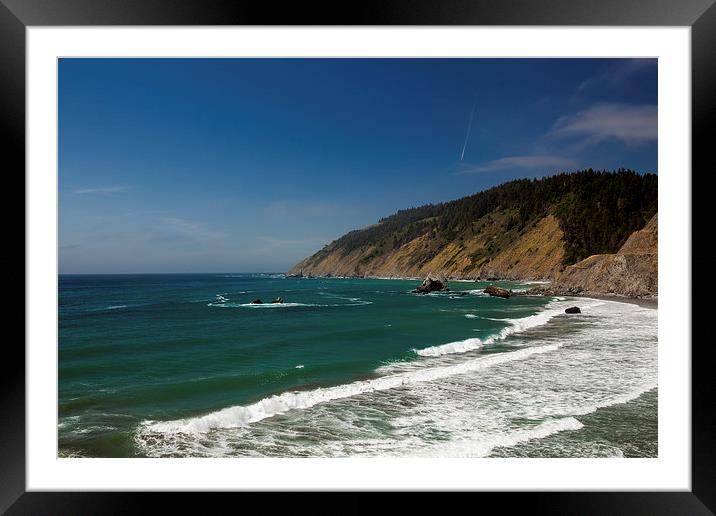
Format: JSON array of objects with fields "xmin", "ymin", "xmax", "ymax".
[
  {"xmin": 288, "ymin": 170, "xmax": 657, "ymax": 280},
  {"xmin": 532, "ymin": 213, "xmax": 658, "ymax": 297}
]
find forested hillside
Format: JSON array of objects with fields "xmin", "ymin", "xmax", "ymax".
[{"xmin": 288, "ymin": 170, "xmax": 657, "ymax": 280}]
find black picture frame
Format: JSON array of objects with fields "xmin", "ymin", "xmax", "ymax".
[{"xmin": 3, "ymin": 0, "xmax": 712, "ymax": 513}]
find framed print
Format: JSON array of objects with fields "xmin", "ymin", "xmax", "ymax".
[{"xmin": 4, "ymin": 0, "xmax": 713, "ymax": 512}]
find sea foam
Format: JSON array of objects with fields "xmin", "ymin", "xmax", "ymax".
[
  {"xmin": 208, "ymin": 300, "xmax": 372, "ymax": 308},
  {"xmin": 420, "ymin": 416, "xmax": 584, "ymax": 458},
  {"xmin": 415, "ymin": 300, "xmax": 604, "ymax": 357},
  {"xmin": 139, "ymin": 342, "xmax": 565, "ymax": 435}
]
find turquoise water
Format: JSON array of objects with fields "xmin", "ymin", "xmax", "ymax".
[{"xmin": 58, "ymin": 274, "xmax": 657, "ymax": 458}]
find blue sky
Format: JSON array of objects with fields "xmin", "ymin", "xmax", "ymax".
[{"xmin": 59, "ymin": 58, "xmax": 657, "ymax": 273}]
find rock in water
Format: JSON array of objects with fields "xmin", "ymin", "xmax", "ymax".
[
  {"xmin": 251, "ymin": 299, "xmax": 263, "ymax": 304},
  {"xmin": 484, "ymin": 285, "xmax": 511, "ymax": 298},
  {"xmin": 271, "ymin": 297, "xmax": 284, "ymax": 304},
  {"xmin": 413, "ymin": 276, "xmax": 448, "ymax": 294},
  {"xmin": 565, "ymin": 306, "xmax": 581, "ymax": 314}
]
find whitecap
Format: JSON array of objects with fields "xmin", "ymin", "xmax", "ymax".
[
  {"xmin": 138, "ymin": 342, "xmax": 566, "ymax": 435},
  {"xmin": 419, "ymin": 417, "xmax": 584, "ymax": 458},
  {"xmin": 415, "ymin": 299, "xmax": 605, "ymax": 357}
]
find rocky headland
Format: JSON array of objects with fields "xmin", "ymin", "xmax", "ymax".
[{"xmin": 287, "ymin": 171, "xmax": 658, "ymax": 299}]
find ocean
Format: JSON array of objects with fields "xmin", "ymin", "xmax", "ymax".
[{"xmin": 58, "ymin": 273, "xmax": 657, "ymax": 458}]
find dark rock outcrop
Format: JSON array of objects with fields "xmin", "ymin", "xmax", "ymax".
[
  {"xmin": 271, "ymin": 297, "xmax": 284, "ymax": 304},
  {"xmin": 565, "ymin": 306, "xmax": 581, "ymax": 314},
  {"xmin": 484, "ymin": 285, "xmax": 511, "ymax": 298},
  {"xmin": 413, "ymin": 276, "xmax": 448, "ymax": 294},
  {"xmin": 250, "ymin": 299, "xmax": 263, "ymax": 304}
]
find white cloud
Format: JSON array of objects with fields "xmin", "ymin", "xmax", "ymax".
[
  {"xmin": 457, "ymin": 155, "xmax": 577, "ymax": 174},
  {"xmin": 73, "ymin": 186, "xmax": 129, "ymax": 194},
  {"xmin": 454, "ymin": 102, "xmax": 655, "ymax": 176},
  {"xmin": 577, "ymin": 59, "xmax": 656, "ymax": 93},
  {"xmin": 550, "ymin": 103, "xmax": 657, "ymax": 144}
]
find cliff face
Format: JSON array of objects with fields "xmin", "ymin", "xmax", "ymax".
[
  {"xmin": 288, "ymin": 212, "xmax": 567, "ymax": 280},
  {"xmin": 289, "ymin": 214, "xmax": 658, "ymax": 298},
  {"xmin": 534, "ymin": 214, "xmax": 657, "ymax": 298},
  {"xmin": 477, "ymin": 215, "xmax": 565, "ymax": 280}
]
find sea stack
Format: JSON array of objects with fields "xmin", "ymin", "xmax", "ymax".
[
  {"xmin": 413, "ymin": 276, "xmax": 448, "ymax": 294},
  {"xmin": 484, "ymin": 285, "xmax": 511, "ymax": 298}
]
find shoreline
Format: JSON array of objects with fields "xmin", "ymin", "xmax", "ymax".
[
  {"xmin": 287, "ymin": 274, "xmax": 658, "ymax": 309},
  {"xmin": 63, "ymin": 273, "xmax": 658, "ymax": 458},
  {"xmin": 555, "ymin": 293, "xmax": 657, "ymax": 310}
]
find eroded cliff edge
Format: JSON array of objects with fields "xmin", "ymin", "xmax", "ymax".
[{"xmin": 530, "ymin": 214, "xmax": 657, "ymax": 298}]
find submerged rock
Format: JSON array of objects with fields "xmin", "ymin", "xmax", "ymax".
[
  {"xmin": 565, "ymin": 306, "xmax": 581, "ymax": 314},
  {"xmin": 250, "ymin": 299, "xmax": 263, "ymax": 304},
  {"xmin": 484, "ymin": 285, "xmax": 511, "ymax": 298},
  {"xmin": 413, "ymin": 276, "xmax": 448, "ymax": 294}
]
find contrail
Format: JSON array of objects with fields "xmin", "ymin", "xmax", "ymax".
[{"xmin": 460, "ymin": 104, "xmax": 476, "ymax": 161}]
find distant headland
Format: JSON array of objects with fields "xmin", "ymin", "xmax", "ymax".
[{"xmin": 287, "ymin": 170, "xmax": 657, "ymax": 299}]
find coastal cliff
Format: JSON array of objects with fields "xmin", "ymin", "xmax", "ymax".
[
  {"xmin": 287, "ymin": 170, "xmax": 658, "ymax": 297},
  {"xmin": 531, "ymin": 214, "xmax": 657, "ymax": 298},
  {"xmin": 289, "ymin": 213, "xmax": 566, "ymax": 281}
]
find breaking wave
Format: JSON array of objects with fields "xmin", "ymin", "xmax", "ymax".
[
  {"xmin": 415, "ymin": 299, "xmax": 604, "ymax": 357},
  {"xmin": 138, "ymin": 342, "xmax": 565, "ymax": 435},
  {"xmin": 422, "ymin": 417, "xmax": 584, "ymax": 458}
]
